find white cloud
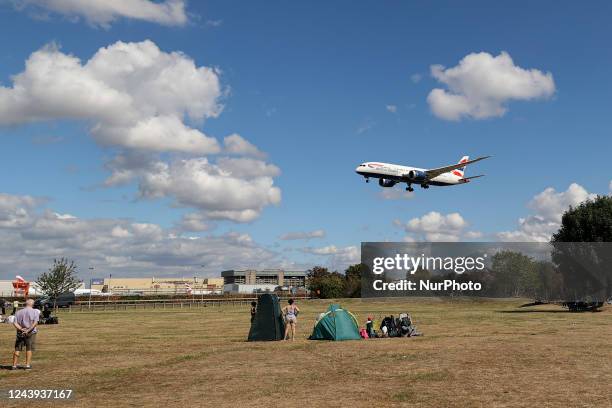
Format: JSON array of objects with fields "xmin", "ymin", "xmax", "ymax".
[
  {"xmin": 528, "ymin": 183, "xmax": 595, "ymax": 224},
  {"xmin": 1, "ymin": 41, "xmax": 282, "ymax": 224},
  {"xmin": 498, "ymin": 183, "xmax": 596, "ymax": 242},
  {"xmin": 609, "ymin": 180, "xmax": 612, "ymax": 194},
  {"xmin": 216, "ymin": 157, "xmax": 280, "ymax": 179},
  {"xmin": 0, "ymin": 40, "xmax": 223, "ymax": 154},
  {"xmin": 223, "ymin": 134, "xmax": 267, "ymax": 158},
  {"xmin": 386, "ymin": 105, "xmax": 397, "ymax": 113},
  {"xmin": 394, "ymin": 211, "xmax": 479, "ymax": 242},
  {"xmin": 136, "ymin": 158, "xmax": 281, "ymax": 222},
  {"xmin": 0, "ymin": 193, "xmax": 281, "ymax": 280},
  {"xmin": 464, "ymin": 231, "xmax": 484, "ymax": 239},
  {"xmin": 0, "ymin": 194, "xmax": 40, "ymax": 228},
  {"xmin": 410, "ymin": 73, "xmax": 422, "ymax": 83},
  {"xmin": 279, "ymin": 229, "xmax": 326, "ymax": 240},
  {"xmin": 300, "ymin": 245, "xmax": 359, "ymax": 272},
  {"xmin": 427, "ymin": 51, "xmax": 555, "ymax": 121},
  {"xmin": 11, "ymin": 0, "xmax": 188, "ymax": 27},
  {"xmin": 176, "ymin": 213, "xmax": 214, "ymax": 232}
]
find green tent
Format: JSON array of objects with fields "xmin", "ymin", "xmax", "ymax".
[
  {"xmin": 309, "ymin": 304, "xmax": 362, "ymax": 341},
  {"xmin": 248, "ymin": 294, "xmax": 286, "ymax": 341}
]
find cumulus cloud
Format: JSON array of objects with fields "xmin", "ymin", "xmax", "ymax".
[
  {"xmin": 279, "ymin": 229, "xmax": 326, "ymax": 241},
  {"xmin": 0, "ymin": 194, "xmax": 41, "ymax": 228},
  {"xmin": 223, "ymin": 134, "xmax": 266, "ymax": 158},
  {"xmin": 498, "ymin": 183, "xmax": 596, "ymax": 242},
  {"xmin": 216, "ymin": 157, "xmax": 280, "ymax": 179},
  {"xmin": 10, "ymin": 0, "xmax": 188, "ymax": 27},
  {"xmin": 134, "ymin": 158, "xmax": 281, "ymax": 222},
  {"xmin": 176, "ymin": 213, "xmax": 214, "ymax": 232},
  {"xmin": 410, "ymin": 73, "xmax": 422, "ymax": 83},
  {"xmin": 394, "ymin": 211, "xmax": 480, "ymax": 241},
  {"xmin": 300, "ymin": 245, "xmax": 360, "ymax": 272},
  {"xmin": 0, "ymin": 193, "xmax": 280, "ymax": 280},
  {"xmin": 1, "ymin": 41, "xmax": 282, "ymax": 223},
  {"xmin": 427, "ymin": 51, "xmax": 555, "ymax": 120},
  {"xmin": 386, "ymin": 105, "xmax": 397, "ymax": 113},
  {"xmin": 0, "ymin": 40, "xmax": 222, "ymax": 154}
]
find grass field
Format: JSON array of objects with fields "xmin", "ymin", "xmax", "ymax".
[{"xmin": 1, "ymin": 298, "xmax": 611, "ymax": 407}]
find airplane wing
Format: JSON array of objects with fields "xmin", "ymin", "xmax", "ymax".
[{"xmin": 425, "ymin": 156, "xmax": 491, "ymax": 180}]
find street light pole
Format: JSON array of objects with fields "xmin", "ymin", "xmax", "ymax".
[
  {"xmin": 201, "ymin": 265, "xmax": 206, "ymax": 303},
  {"xmin": 88, "ymin": 267, "xmax": 94, "ymax": 309}
]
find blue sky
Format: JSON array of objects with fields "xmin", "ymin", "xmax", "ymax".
[{"xmin": 0, "ymin": 1, "xmax": 610, "ymax": 279}]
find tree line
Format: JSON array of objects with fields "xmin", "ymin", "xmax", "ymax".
[{"xmin": 310, "ymin": 196, "xmax": 612, "ymax": 300}]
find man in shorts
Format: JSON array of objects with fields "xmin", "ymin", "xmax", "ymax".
[{"xmin": 12, "ymin": 299, "xmax": 40, "ymax": 370}]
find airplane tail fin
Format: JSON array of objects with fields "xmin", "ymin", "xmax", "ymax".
[{"xmin": 452, "ymin": 155, "xmax": 469, "ymax": 177}]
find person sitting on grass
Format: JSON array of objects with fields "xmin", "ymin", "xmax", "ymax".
[
  {"xmin": 11, "ymin": 299, "xmax": 40, "ymax": 370},
  {"xmin": 365, "ymin": 315, "xmax": 375, "ymax": 338},
  {"xmin": 282, "ymin": 299, "xmax": 300, "ymax": 341}
]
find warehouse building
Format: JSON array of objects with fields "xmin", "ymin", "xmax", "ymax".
[
  {"xmin": 221, "ymin": 269, "xmax": 307, "ymax": 293},
  {"xmin": 90, "ymin": 277, "xmax": 224, "ymax": 295}
]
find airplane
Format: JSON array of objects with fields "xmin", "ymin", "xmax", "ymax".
[{"xmin": 355, "ymin": 155, "xmax": 490, "ymax": 192}]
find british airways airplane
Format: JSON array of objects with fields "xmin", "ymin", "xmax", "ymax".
[{"xmin": 355, "ymin": 155, "xmax": 490, "ymax": 192}]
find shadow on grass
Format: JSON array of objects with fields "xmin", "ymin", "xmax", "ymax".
[
  {"xmin": 497, "ymin": 310, "xmax": 572, "ymax": 314},
  {"xmin": 0, "ymin": 365, "xmax": 22, "ymax": 370}
]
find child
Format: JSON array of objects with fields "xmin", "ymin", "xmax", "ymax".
[{"xmin": 250, "ymin": 301, "xmax": 257, "ymax": 323}]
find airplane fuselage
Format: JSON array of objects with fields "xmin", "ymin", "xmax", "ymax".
[{"xmin": 355, "ymin": 162, "xmax": 466, "ymax": 187}]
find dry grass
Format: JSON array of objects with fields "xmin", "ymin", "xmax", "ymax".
[{"xmin": 1, "ymin": 298, "xmax": 611, "ymax": 407}]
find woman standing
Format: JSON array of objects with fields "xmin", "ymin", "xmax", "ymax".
[{"xmin": 282, "ymin": 299, "xmax": 300, "ymax": 341}]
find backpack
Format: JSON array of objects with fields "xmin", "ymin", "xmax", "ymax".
[{"xmin": 359, "ymin": 328, "xmax": 369, "ymax": 339}]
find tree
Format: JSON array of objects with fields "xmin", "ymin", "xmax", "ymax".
[
  {"xmin": 307, "ymin": 266, "xmax": 347, "ymax": 299},
  {"xmin": 490, "ymin": 251, "xmax": 537, "ymax": 297},
  {"xmin": 551, "ymin": 196, "xmax": 612, "ymax": 301},
  {"xmin": 307, "ymin": 266, "xmax": 330, "ymax": 298},
  {"xmin": 552, "ymin": 196, "xmax": 612, "ymax": 242},
  {"xmin": 36, "ymin": 258, "xmax": 81, "ymax": 307},
  {"xmin": 320, "ymin": 274, "xmax": 347, "ymax": 299},
  {"xmin": 344, "ymin": 263, "xmax": 364, "ymax": 298}
]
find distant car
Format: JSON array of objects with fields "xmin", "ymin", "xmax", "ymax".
[{"xmin": 34, "ymin": 292, "xmax": 76, "ymax": 309}]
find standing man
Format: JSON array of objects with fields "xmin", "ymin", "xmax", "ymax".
[
  {"xmin": 11, "ymin": 299, "xmax": 19, "ymax": 315},
  {"xmin": 12, "ymin": 299, "xmax": 40, "ymax": 370}
]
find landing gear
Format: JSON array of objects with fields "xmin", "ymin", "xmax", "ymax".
[
  {"xmin": 421, "ymin": 184, "xmax": 430, "ymax": 189},
  {"xmin": 365, "ymin": 177, "xmax": 369, "ymax": 183},
  {"xmin": 406, "ymin": 184, "xmax": 414, "ymax": 192}
]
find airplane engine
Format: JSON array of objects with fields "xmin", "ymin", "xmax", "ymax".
[
  {"xmin": 378, "ymin": 178, "xmax": 397, "ymax": 187},
  {"xmin": 407, "ymin": 170, "xmax": 427, "ymax": 181}
]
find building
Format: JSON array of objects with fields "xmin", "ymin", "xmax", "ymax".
[
  {"xmin": 221, "ymin": 269, "xmax": 307, "ymax": 293},
  {"xmin": 90, "ymin": 277, "xmax": 224, "ymax": 295},
  {"xmin": 0, "ymin": 280, "xmax": 14, "ymax": 297},
  {"xmin": 222, "ymin": 283, "xmax": 279, "ymax": 294}
]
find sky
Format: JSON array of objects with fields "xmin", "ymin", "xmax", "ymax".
[{"xmin": 0, "ymin": 0, "xmax": 610, "ymax": 280}]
